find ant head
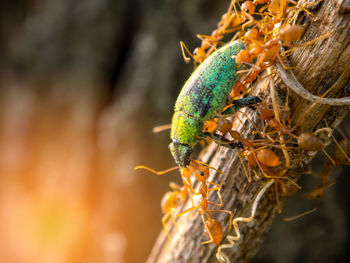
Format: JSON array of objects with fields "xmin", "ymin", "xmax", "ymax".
[
  {"xmin": 192, "ymin": 164, "xmax": 210, "ymax": 183},
  {"xmin": 169, "ymin": 140, "xmax": 193, "ymax": 167}
]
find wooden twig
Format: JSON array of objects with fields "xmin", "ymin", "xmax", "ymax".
[{"xmin": 147, "ymin": 0, "xmax": 350, "ymax": 262}]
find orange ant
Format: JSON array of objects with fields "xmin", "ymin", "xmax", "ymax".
[
  {"xmin": 161, "ymin": 182, "xmax": 188, "ymax": 239},
  {"xmin": 280, "ymin": 179, "xmax": 300, "ymax": 196},
  {"xmin": 175, "ymin": 166, "xmax": 232, "ymax": 246},
  {"xmin": 180, "ymin": 0, "xmax": 246, "ymax": 67},
  {"xmin": 216, "ymin": 105, "xmax": 299, "ymax": 213},
  {"xmin": 256, "ymin": 148, "xmax": 281, "ymax": 167},
  {"xmin": 305, "ymin": 169, "xmax": 334, "ymax": 201},
  {"xmin": 256, "ymin": 103, "xmax": 319, "ymax": 145},
  {"xmin": 230, "ymin": 81, "xmax": 248, "ymax": 98},
  {"xmin": 242, "ymin": 1, "xmax": 256, "ymax": 16},
  {"xmin": 282, "ymin": 165, "xmax": 332, "ymax": 222},
  {"xmin": 180, "ymin": 0, "xmax": 267, "ymax": 67},
  {"xmin": 239, "ymin": 0, "xmax": 263, "ymax": 30},
  {"xmin": 229, "ymin": 130, "xmax": 282, "ymax": 169},
  {"xmin": 135, "ymin": 160, "xmax": 224, "ymax": 198},
  {"xmin": 164, "ymin": 159, "xmax": 233, "ymax": 246},
  {"xmin": 229, "ymin": 68, "xmax": 264, "ymax": 99},
  {"xmin": 283, "ymin": 133, "xmax": 348, "ymax": 222},
  {"xmin": 226, "ymin": 17, "xmax": 305, "ymax": 98},
  {"xmin": 297, "ymin": 132, "xmax": 326, "ymax": 152},
  {"xmin": 232, "ymin": 0, "xmax": 326, "ymax": 80},
  {"xmin": 236, "ymin": 20, "xmax": 307, "ymax": 72},
  {"xmin": 203, "ymin": 119, "xmax": 218, "ymax": 133},
  {"xmin": 180, "ymin": 160, "xmax": 224, "ymax": 198},
  {"xmin": 232, "ymin": 41, "xmax": 282, "ymax": 93},
  {"xmin": 215, "ymin": 105, "xmax": 301, "ymax": 213},
  {"xmin": 296, "ymin": 128, "xmax": 335, "ymax": 169},
  {"xmin": 257, "ymin": 103, "xmax": 336, "ymax": 168},
  {"xmin": 306, "ymin": 137, "xmax": 350, "ymax": 201},
  {"xmin": 215, "ymin": 117, "xmax": 291, "ymax": 184},
  {"xmin": 176, "ymin": 193, "xmax": 232, "ymax": 245},
  {"xmin": 136, "ymin": 160, "xmax": 227, "ymax": 243},
  {"xmin": 268, "ymin": 0, "xmax": 288, "ymax": 18}
]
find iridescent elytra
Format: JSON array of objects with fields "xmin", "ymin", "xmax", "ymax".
[{"xmin": 169, "ymin": 41, "xmax": 261, "ymax": 167}]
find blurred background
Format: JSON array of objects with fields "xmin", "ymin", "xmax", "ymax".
[{"xmin": 0, "ymin": 0, "xmax": 349, "ymax": 263}]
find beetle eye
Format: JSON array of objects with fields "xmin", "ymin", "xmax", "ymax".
[
  {"xmin": 185, "ymin": 148, "xmax": 193, "ymax": 158},
  {"xmin": 200, "ymin": 171, "xmax": 204, "ymax": 176},
  {"xmin": 184, "ymin": 148, "xmax": 193, "ymax": 167}
]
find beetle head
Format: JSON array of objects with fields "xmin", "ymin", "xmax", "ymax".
[{"xmin": 169, "ymin": 140, "xmax": 193, "ymax": 167}]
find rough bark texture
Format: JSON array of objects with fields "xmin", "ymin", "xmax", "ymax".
[{"xmin": 147, "ymin": 0, "xmax": 350, "ymax": 262}]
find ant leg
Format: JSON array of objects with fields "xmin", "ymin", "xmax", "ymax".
[
  {"xmin": 169, "ymin": 213, "xmax": 178, "ymax": 230},
  {"xmin": 180, "ymin": 41, "xmax": 193, "ymax": 64},
  {"xmin": 208, "ymin": 181, "xmax": 222, "ymax": 192},
  {"xmin": 274, "ymin": 179, "xmax": 282, "ymax": 213},
  {"xmin": 181, "ymin": 173, "xmax": 203, "ymax": 196},
  {"xmin": 193, "ymin": 159, "xmax": 225, "ymax": 175},
  {"xmin": 283, "ymin": 207, "xmax": 318, "ymax": 222},
  {"xmin": 169, "ymin": 182, "xmax": 182, "ymax": 192},
  {"xmin": 176, "ymin": 205, "xmax": 199, "ymax": 217},
  {"xmin": 238, "ymin": 152, "xmax": 252, "ymax": 182},
  {"xmin": 208, "ymin": 184, "xmax": 227, "ymax": 210},
  {"xmin": 202, "ymin": 132, "xmax": 244, "ymax": 150},
  {"xmin": 161, "ymin": 214, "xmax": 172, "ymax": 240}
]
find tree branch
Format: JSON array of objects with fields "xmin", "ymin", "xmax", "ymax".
[{"xmin": 147, "ymin": 0, "xmax": 350, "ymax": 262}]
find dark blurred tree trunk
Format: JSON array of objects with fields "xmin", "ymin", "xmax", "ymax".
[
  {"xmin": 146, "ymin": 0, "xmax": 350, "ymax": 262},
  {"xmin": 0, "ymin": 0, "xmax": 144, "ymax": 262},
  {"xmin": 0, "ymin": 0, "xmax": 233, "ymax": 262}
]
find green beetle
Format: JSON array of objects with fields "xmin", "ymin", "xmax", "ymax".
[{"xmin": 169, "ymin": 41, "xmax": 261, "ymax": 167}]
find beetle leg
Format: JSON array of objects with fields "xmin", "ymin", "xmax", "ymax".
[
  {"xmin": 222, "ymin": 96, "xmax": 262, "ymax": 115},
  {"xmin": 203, "ymin": 132, "xmax": 244, "ymax": 149}
]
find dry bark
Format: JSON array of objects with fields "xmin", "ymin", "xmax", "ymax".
[{"xmin": 146, "ymin": 0, "xmax": 350, "ymax": 262}]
